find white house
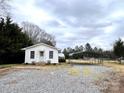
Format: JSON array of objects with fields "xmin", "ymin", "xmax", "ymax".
[{"xmin": 21, "ymin": 43, "xmax": 59, "ymax": 64}]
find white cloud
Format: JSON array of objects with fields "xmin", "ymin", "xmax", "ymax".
[
  {"xmin": 9, "ymin": 0, "xmax": 124, "ymax": 50},
  {"xmin": 10, "ymin": 0, "xmax": 53, "ymax": 25},
  {"xmin": 104, "ymin": 26, "xmax": 114, "ymax": 34}
]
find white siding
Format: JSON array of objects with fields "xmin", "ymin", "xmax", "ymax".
[{"xmin": 24, "ymin": 45, "xmax": 58, "ymax": 64}]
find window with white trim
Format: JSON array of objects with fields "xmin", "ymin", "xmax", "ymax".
[
  {"xmin": 30, "ymin": 51, "xmax": 35, "ymax": 59},
  {"xmin": 49, "ymin": 51, "xmax": 53, "ymax": 59}
]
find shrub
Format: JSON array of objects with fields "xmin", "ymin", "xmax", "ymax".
[
  {"xmin": 31, "ymin": 61, "xmax": 36, "ymax": 65},
  {"xmin": 59, "ymin": 58, "xmax": 66, "ymax": 63},
  {"xmin": 46, "ymin": 60, "xmax": 51, "ymax": 65}
]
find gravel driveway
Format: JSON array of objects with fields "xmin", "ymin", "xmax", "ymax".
[{"xmin": 0, "ymin": 65, "xmax": 113, "ymax": 93}]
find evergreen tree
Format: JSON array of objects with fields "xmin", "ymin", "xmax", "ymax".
[
  {"xmin": 93, "ymin": 47, "xmax": 98, "ymax": 52},
  {"xmin": 85, "ymin": 43, "xmax": 92, "ymax": 52},
  {"xmin": 63, "ymin": 48, "xmax": 69, "ymax": 59},
  {"xmin": 79, "ymin": 45, "xmax": 83, "ymax": 51},
  {"xmin": 75, "ymin": 45, "xmax": 80, "ymax": 52},
  {"xmin": 0, "ymin": 17, "xmax": 32, "ymax": 64},
  {"xmin": 113, "ymin": 38, "xmax": 124, "ymax": 58}
]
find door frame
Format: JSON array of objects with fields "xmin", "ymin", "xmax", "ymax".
[{"xmin": 39, "ymin": 51, "xmax": 44, "ymax": 62}]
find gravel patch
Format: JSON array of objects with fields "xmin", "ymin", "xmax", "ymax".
[{"xmin": 0, "ymin": 65, "xmax": 113, "ymax": 93}]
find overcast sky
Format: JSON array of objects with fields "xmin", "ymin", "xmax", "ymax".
[{"xmin": 9, "ymin": 0, "xmax": 124, "ymax": 50}]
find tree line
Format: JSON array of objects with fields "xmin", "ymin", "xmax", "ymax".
[{"xmin": 63, "ymin": 43, "xmax": 116, "ymax": 59}]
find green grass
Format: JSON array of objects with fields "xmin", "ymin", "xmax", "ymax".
[{"xmin": 0, "ymin": 64, "xmax": 21, "ymax": 69}]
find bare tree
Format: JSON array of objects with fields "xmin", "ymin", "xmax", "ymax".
[{"xmin": 21, "ymin": 22, "xmax": 56, "ymax": 46}]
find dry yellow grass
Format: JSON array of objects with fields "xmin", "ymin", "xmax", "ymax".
[
  {"xmin": 103, "ymin": 61, "xmax": 124, "ymax": 73},
  {"xmin": 82, "ymin": 67, "xmax": 92, "ymax": 76},
  {"xmin": 66, "ymin": 59, "xmax": 100, "ymax": 64},
  {"xmin": 67, "ymin": 59, "xmax": 124, "ymax": 72},
  {"xmin": 68, "ymin": 68, "xmax": 80, "ymax": 76},
  {"xmin": 13, "ymin": 63, "xmax": 71, "ymax": 71}
]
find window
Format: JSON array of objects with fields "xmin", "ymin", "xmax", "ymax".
[
  {"xmin": 49, "ymin": 51, "xmax": 53, "ymax": 59},
  {"xmin": 40, "ymin": 51, "xmax": 44, "ymax": 57},
  {"xmin": 30, "ymin": 51, "xmax": 35, "ymax": 59}
]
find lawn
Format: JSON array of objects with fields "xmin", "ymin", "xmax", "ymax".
[{"xmin": 0, "ymin": 64, "xmax": 16, "ymax": 69}]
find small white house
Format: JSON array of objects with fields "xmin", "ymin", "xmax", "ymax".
[{"xmin": 22, "ymin": 43, "xmax": 59, "ymax": 64}]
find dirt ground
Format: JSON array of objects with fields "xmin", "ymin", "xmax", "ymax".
[
  {"xmin": 102, "ymin": 62, "xmax": 124, "ymax": 93},
  {"xmin": 119, "ymin": 73, "xmax": 124, "ymax": 93},
  {"xmin": 0, "ymin": 62, "xmax": 124, "ymax": 93},
  {"xmin": 67, "ymin": 60, "xmax": 124, "ymax": 93},
  {"xmin": 0, "ymin": 64, "xmax": 112, "ymax": 93}
]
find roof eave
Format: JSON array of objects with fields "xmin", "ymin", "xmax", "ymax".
[{"xmin": 21, "ymin": 43, "xmax": 58, "ymax": 51}]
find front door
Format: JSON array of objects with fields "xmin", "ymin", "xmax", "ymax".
[{"xmin": 39, "ymin": 51, "xmax": 44, "ymax": 62}]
